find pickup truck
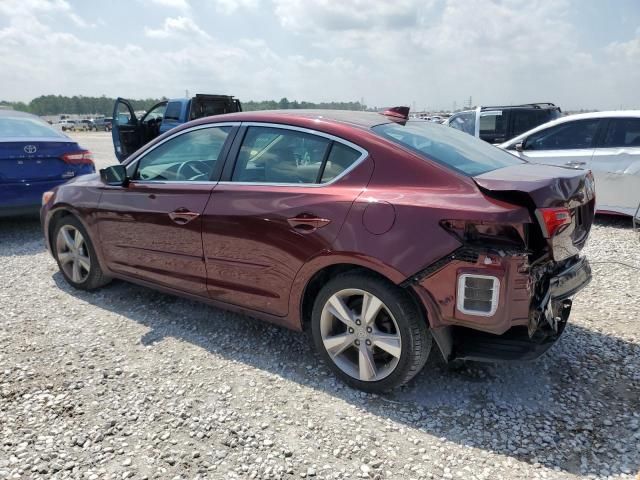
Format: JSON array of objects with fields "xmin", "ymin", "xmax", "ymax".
[{"xmin": 112, "ymin": 94, "xmax": 242, "ymax": 162}]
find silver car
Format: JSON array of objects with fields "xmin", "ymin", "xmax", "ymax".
[{"xmin": 500, "ymin": 111, "xmax": 640, "ymax": 217}]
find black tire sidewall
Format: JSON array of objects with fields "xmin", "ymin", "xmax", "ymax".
[
  {"xmin": 52, "ymin": 216, "xmax": 104, "ymax": 290},
  {"xmin": 311, "ymin": 273, "xmax": 430, "ymax": 392}
]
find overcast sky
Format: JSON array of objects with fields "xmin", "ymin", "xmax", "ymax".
[{"xmin": 1, "ymin": 0, "xmax": 639, "ymax": 110}]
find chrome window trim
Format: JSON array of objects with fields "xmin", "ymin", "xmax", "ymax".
[
  {"xmin": 125, "ymin": 122, "xmax": 239, "ymax": 179},
  {"xmin": 220, "ymin": 122, "xmax": 369, "ymax": 188},
  {"xmin": 127, "ymin": 180, "xmax": 218, "ymax": 186}
]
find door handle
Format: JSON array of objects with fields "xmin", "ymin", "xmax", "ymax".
[
  {"xmin": 169, "ymin": 208, "xmax": 200, "ymax": 225},
  {"xmin": 287, "ymin": 214, "xmax": 331, "ymax": 233}
]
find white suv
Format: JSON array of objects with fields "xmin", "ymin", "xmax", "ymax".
[{"xmin": 500, "ymin": 111, "xmax": 640, "ymax": 217}]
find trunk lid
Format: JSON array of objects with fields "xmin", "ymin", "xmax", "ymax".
[
  {"xmin": 0, "ymin": 140, "xmax": 80, "ymax": 183},
  {"xmin": 473, "ymin": 163, "xmax": 595, "ymax": 260}
]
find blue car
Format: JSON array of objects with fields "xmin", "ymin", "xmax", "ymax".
[{"xmin": 0, "ymin": 110, "xmax": 95, "ymax": 216}]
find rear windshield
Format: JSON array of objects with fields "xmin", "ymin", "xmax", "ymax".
[
  {"xmin": 372, "ymin": 120, "xmax": 525, "ymax": 176},
  {"xmin": 0, "ymin": 115, "xmax": 66, "ymax": 139}
]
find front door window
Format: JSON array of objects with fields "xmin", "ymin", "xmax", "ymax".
[
  {"xmin": 134, "ymin": 126, "xmax": 231, "ymax": 182},
  {"xmin": 524, "ymin": 120, "xmax": 600, "ymax": 151}
]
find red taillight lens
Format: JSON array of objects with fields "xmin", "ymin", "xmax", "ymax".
[
  {"xmin": 61, "ymin": 150, "xmax": 94, "ymax": 165},
  {"xmin": 537, "ymin": 207, "xmax": 572, "ymax": 237}
]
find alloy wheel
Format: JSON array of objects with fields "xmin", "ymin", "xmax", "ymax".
[
  {"xmin": 320, "ymin": 289, "xmax": 402, "ymax": 382},
  {"xmin": 56, "ymin": 225, "xmax": 91, "ymax": 283}
]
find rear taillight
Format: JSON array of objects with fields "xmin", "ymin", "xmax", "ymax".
[
  {"xmin": 536, "ymin": 207, "xmax": 571, "ymax": 238},
  {"xmin": 61, "ymin": 150, "xmax": 94, "ymax": 165}
]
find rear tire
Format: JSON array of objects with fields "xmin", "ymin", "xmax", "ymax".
[
  {"xmin": 311, "ymin": 272, "xmax": 431, "ymax": 392},
  {"xmin": 53, "ymin": 216, "xmax": 111, "ymax": 290}
]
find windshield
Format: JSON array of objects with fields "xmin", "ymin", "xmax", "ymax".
[
  {"xmin": 0, "ymin": 115, "xmax": 66, "ymax": 139},
  {"xmin": 372, "ymin": 120, "xmax": 525, "ymax": 176}
]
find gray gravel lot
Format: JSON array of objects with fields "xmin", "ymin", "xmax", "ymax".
[{"xmin": 0, "ymin": 132, "xmax": 639, "ymax": 479}]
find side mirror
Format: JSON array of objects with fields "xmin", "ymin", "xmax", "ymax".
[
  {"xmin": 100, "ymin": 164, "xmax": 128, "ymax": 186},
  {"xmin": 515, "ymin": 142, "xmax": 524, "ymax": 152}
]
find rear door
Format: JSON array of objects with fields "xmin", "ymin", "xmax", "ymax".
[
  {"xmin": 97, "ymin": 124, "xmax": 236, "ymax": 294},
  {"xmin": 589, "ymin": 117, "xmax": 640, "ymax": 215},
  {"xmin": 112, "ymin": 98, "xmax": 141, "ymax": 162},
  {"xmin": 201, "ymin": 124, "xmax": 370, "ymax": 316},
  {"xmin": 517, "ymin": 118, "xmax": 601, "ymax": 169}
]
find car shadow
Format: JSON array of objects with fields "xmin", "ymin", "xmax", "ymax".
[
  {"xmin": 0, "ymin": 216, "xmax": 44, "ymax": 257},
  {"xmin": 52, "ymin": 273, "xmax": 640, "ymax": 477},
  {"xmin": 594, "ymin": 213, "xmax": 636, "ymax": 229}
]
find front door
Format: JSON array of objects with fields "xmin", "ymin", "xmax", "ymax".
[
  {"xmin": 97, "ymin": 125, "xmax": 236, "ymax": 294},
  {"xmin": 112, "ymin": 98, "xmax": 141, "ymax": 162},
  {"xmin": 202, "ymin": 125, "xmax": 370, "ymax": 316},
  {"xmin": 517, "ymin": 118, "xmax": 601, "ymax": 169}
]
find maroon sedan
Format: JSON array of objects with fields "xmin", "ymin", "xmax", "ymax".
[{"xmin": 41, "ymin": 109, "xmax": 594, "ymax": 392}]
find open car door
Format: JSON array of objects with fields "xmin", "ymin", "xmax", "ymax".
[
  {"xmin": 189, "ymin": 94, "xmax": 242, "ymax": 121},
  {"xmin": 112, "ymin": 98, "xmax": 141, "ymax": 162}
]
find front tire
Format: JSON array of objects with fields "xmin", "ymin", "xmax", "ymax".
[
  {"xmin": 53, "ymin": 216, "xmax": 111, "ymax": 290},
  {"xmin": 311, "ymin": 272, "xmax": 431, "ymax": 392}
]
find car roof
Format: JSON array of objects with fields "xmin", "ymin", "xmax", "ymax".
[
  {"xmin": 202, "ymin": 109, "xmax": 394, "ymax": 129},
  {"xmin": 501, "ymin": 110, "xmax": 640, "ymax": 147}
]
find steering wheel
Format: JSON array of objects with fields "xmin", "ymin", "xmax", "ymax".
[{"xmin": 176, "ymin": 160, "xmax": 210, "ymax": 181}]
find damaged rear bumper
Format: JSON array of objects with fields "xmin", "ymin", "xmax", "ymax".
[{"xmin": 412, "ymin": 252, "xmax": 591, "ymax": 363}]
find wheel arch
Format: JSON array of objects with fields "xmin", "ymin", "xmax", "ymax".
[
  {"xmin": 46, "ymin": 205, "xmax": 106, "ymax": 269},
  {"xmin": 294, "ymin": 259, "xmax": 429, "ymax": 332},
  {"xmin": 47, "ymin": 207, "xmax": 75, "ymax": 253}
]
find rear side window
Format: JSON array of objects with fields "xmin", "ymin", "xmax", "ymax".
[
  {"xmin": 602, "ymin": 118, "xmax": 640, "ymax": 148},
  {"xmin": 512, "ymin": 109, "xmax": 560, "ymax": 137},
  {"xmin": 164, "ymin": 102, "xmax": 182, "ymax": 121},
  {"xmin": 524, "ymin": 119, "xmax": 600, "ymax": 150},
  {"xmin": 0, "ymin": 115, "xmax": 65, "ymax": 138},
  {"xmin": 232, "ymin": 127, "xmax": 361, "ymax": 185},
  {"xmin": 479, "ymin": 111, "xmax": 507, "ymax": 142},
  {"xmin": 372, "ymin": 121, "xmax": 524, "ymax": 176},
  {"xmin": 321, "ymin": 143, "xmax": 361, "ymax": 183}
]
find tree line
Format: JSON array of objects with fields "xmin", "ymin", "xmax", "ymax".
[
  {"xmin": 0, "ymin": 95, "xmax": 167, "ymax": 116},
  {"xmin": 0, "ymin": 95, "xmax": 367, "ymax": 116}
]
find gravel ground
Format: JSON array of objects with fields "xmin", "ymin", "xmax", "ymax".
[{"xmin": 0, "ymin": 133, "xmax": 639, "ymax": 479}]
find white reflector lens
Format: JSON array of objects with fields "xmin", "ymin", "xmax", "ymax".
[{"xmin": 456, "ymin": 274, "xmax": 500, "ymax": 316}]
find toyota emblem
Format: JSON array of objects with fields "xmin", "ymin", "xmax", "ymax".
[{"xmin": 24, "ymin": 145, "xmax": 37, "ymax": 154}]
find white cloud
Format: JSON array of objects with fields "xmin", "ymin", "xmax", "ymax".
[
  {"xmin": 214, "ymin": 0, "xmax": 258, "ymax": 15},
  {"xmin": 68, "ymin": 12, "xmax": 96, "ymax": 28},
  {"xmin": 269, "ymin": 0, "xmax": 640, "ymax": 109},
  {"xmin": 606, "ymin": 35, "xmax": 640, "ymax": 61},
  {"xmin": 144, "ymin": 16, "xmax": 211, "ymax": 39},
  {"xmin": 274, "ymin": 0, "xmax": 421, "ymax": 32},
  {"xmin": 147, "ymin": 0, "xmax": 190, "ymax": 10},
  {"xmin": 0, "ymin": 0, "xmax": 638, "ymax": 110},
  {"xmin": 0, "ymin": 0, "xmax": 95, "ymax": 28},
  {"xmin": 0, "ymin": 0, "xmax": 70, "ymax": 16}
]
